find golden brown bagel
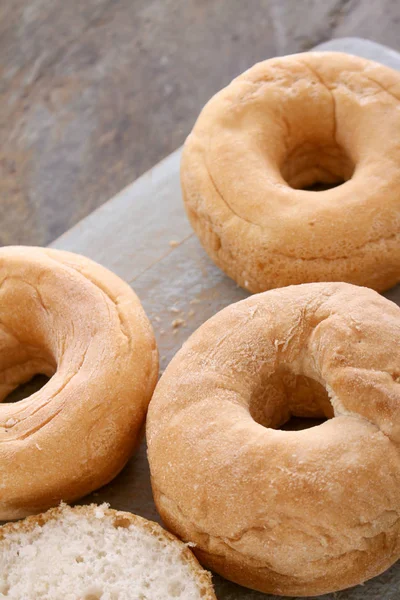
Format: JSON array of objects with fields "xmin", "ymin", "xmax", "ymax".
[
  {"xmin": 147, "ymin": 282, "xmax": 400, "ymax": 596},
  {"xmin": 0, "ymin": 247, "xmax": 158, "ymax": 520},
  {"xmin": 181, "ymin": 52, "xmax": 400, "ymax": 293}
]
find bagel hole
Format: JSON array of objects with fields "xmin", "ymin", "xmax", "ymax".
[
  {"xmin": 249, "ymin": 370, "xmax": 333, "ymax": 430},
  {"xmin": 280, "ymin": 415, "xmax": 327, "ymax": 431},
  {"xmin": 281, "ymin": 143, "xmax": 354, "ymax": 191},
  {"xmin": 4, "ymin": 374, "xmax": 51, "ymax": 403}
]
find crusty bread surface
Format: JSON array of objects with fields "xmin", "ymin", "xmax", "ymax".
[
  {"xmin": 181, "ymin": 51, "xmax": 400, "ymax": 292},
  {"xmin": 147, "ymin": 282, "xmax": 400, "ymax": 596},
  {"xmin": 0, "ymin": 246, "xmax": 158, "ymax": 519}
]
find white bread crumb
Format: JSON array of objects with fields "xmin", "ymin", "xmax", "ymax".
[
  {"xmin": 172, "ymin": 318, "xmax": 185, "ymax": 329},
  {"xmin": 0, "ymin": 504, "xmax": 213, "ymax": 600}
]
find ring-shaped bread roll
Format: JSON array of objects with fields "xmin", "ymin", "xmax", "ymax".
[
  {"xmin": 181, "ymin": 52, "xmax": 400, "ymax": 292},
  {"xmin": 0, "ymin": 247, "xmax": 158, "ymax": 520},
  {"xmin": 147, "ymin": 282, "xmax": 400, "ymax": 596}
]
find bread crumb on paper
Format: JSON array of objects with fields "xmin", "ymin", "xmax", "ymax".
[{"xmin": 169, "ymin": 240, "xmax": 180, "ymax": 248}]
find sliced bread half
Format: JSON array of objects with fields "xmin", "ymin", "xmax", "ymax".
[{"xmin": 0, "ymin": 504, "xmax": 216, "ymax": 600}]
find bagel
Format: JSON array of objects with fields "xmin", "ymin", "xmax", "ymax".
[
  {"xmin": 147, "ymin": 282, "xmax": 400, "ymax": 596},
  {"xmin": 0, "ymin": 246, "xmax": 158, "ymax": 520},
  {"xmin": 181, "ymin": 51, "xmax": 400, "ymax": 293},
  {"xmin": 0, "ymin": 503, "xmax": 216, "ymax": 599}
]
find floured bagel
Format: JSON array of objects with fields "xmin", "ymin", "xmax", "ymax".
[
  {"xmin": 0, "ymin": 503, "xmax": 216, "ymax": 600},
  {"xmin": 147, "ymin": 282, "xmax": 400, "ymax": 596},
  {"xmin": 181, "ymin": 51, "xmax": 400, "ymax": 292}
]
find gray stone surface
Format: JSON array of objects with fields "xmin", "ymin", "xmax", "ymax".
[{"xmin": 1, "ymin": 0, "xmax": 400, "ymax": 245}]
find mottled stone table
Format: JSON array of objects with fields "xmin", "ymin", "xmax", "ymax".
[
  {"xmin": 49, "ymin": 38, "xmax": 400, "ymax": 600},
  {"xmin": 2, "ymin": 0, "xmax": 400, "ymax": 248}
]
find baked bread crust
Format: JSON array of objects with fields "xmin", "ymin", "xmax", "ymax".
[
  {"xmin": 147, "ymin": 282, "xmax": 400, "ymax": 596},
  {"xmin": 0, "ymin": 246, "xmax": 158, "ymax": 519},
  {"xmin": 181, "ymin": 52, "xmax": 400, "ymax": 293}
]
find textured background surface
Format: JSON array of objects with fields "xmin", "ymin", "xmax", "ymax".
[{"xmin": 1, "ymin": 0, "xmax": 400, "ymax": 245}]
